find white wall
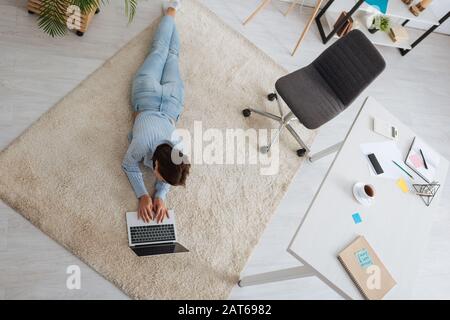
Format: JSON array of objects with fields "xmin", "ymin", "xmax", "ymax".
[{"xmin": 280, "ymin": 0, "xmax": 449, "ymax": 34}]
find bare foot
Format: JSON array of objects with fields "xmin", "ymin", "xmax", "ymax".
[{"xmin": 166, "ymin": 7, "xmax": 176, "ymax": 17}]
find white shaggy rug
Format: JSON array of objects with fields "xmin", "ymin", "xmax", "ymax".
[{"xmin": 0, "ymin": 0, "xmax": 315, "ymax": 299}]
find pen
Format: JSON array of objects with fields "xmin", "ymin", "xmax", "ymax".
[
  {"xmin": 392, "ymin": 160, "xmax": 414, "ymax": 179},
  {"xmin": 419, "ymin": 149, "xmax": 428, "ymax": 169}
]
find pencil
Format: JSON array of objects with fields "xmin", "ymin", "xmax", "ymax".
[
  {"xmin": 420, "ymin": 149, "xmax": 428, "ymax": 169},
  {"xmin": 392, "ymin": 160, "xmax": 414, "ymax": 179}
]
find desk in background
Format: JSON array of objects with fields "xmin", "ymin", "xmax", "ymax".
[{"xmin": 239, "ymin": 96, "xmax": 449, "ymax": 299}]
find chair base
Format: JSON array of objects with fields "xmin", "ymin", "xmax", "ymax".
[{"xmin": 242, "ymin": 92, "xmax": 311, "ymax": 157}]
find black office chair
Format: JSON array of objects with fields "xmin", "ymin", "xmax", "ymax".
[{"xmin": 242, "ymin": 30, "xmax": 386, "ymax": 157}]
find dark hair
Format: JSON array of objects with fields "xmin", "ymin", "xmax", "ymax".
[{"xmin": 152, "ymin": 143, "xmax": 190, "ymax": 186}]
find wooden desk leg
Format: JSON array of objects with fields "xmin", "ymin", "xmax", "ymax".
[
  {"xmin": 238, "ymin": 265, "xmax": 315, "ymax": 287},
  {"xmin": 243, "ymin": 0, "xmax": 272, "ymax": 25},
  {"xmin": 291, "ymin": 0, "xmax": 323, "ymax": 56},
  {"xmin": 285, "ymin": 0, "xmax": 302, "ymax": 16}
]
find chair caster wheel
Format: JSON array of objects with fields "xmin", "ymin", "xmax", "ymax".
[
  {"xmin": 28, "ymin": 10, "xmax": 35, "ymax": 14},
  {"xmin": 260, "ymin": 146, "xmax": 270, "ymax": 154},
  {"xmin": 297, "ymin": 148, "xmax": 307, "ymax": 157},
  {"xmin": 76, "ymin": 31, "xmax": 84, "ymax": 37},
  {"xmin": 95, "ymin": 8, "xmax": 100, "ymax": 14},
  {"xmin": 242, "ymin": 109, "xmax": 251, "ymax": 117},
  {"xmin": 267, "ymin": 93, "xmax": 277, "ymax": 101}
]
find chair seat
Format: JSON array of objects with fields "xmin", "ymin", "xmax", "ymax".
[{"xmin": 275, "ymin": 64, "xmax": 344, "ymax": 130}]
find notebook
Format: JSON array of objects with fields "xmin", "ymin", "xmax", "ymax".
[
  {"xmin": 405, "ymin": 137, "xmax": 440, "ymax": 183},
  {"xmin": 338, "ymin": 236, "xmax": 396, "ymax": 300}
]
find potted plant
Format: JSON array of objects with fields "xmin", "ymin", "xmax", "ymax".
[
  {"xmin": 379, "ymin": 15, "xmax": 391, "ymax": 33},
  {"xmin": 367, "ymin": 15, "xmax": 390, "ymax": 34},
  {"xmin": 30, "ymin": 0, "xmax": 138, "ymax": 37}
]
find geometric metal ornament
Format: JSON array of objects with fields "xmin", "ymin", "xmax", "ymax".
[{"xmin": 413, "ymin": 182, "xmax": 440, "ymax": 207}]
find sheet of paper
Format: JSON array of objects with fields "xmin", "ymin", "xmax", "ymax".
[
  {"xmin": 409, "ymin": 153, "xmax": 424, "ymax": 169},
  {"xmin": 360, "ymin": 141, "xmax": 405, "ymax": 180},
  {"xmin": 396, "ymin": 178, "xmax": 409, "ymax": 193},
  {"xmin": 405, "ymin": 137, "xmax": 440, "ymax": 183}
]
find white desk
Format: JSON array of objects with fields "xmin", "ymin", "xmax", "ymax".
[{"xmin": 239, "ymin": 97, "xmax": 449, "ymax": 299}]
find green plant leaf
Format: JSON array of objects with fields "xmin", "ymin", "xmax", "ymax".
[
  {"xmin": 71, "ymin": 0, "xmax": 101, "ymax": 14},
  {"xmin": 37, "ymin": 0, "xmax": 68, "ymax": 37},
  {"xmin": 124, "ymin": 0, "xmax": 138, "ymax": 24},
  {"xmin": 379, "ymin": 16, "xmax": 391, "ymax": 32},
  {"xmin": 36, "ymin": 0, "xmax": 139, "ymax": 37}
]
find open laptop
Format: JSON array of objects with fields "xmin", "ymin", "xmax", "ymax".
[{"xmin": 126, "ymin": 210, "xmax": 189, "ymax": 257}]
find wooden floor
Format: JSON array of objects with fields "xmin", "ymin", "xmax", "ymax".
[{"xmin": 0, "ymin": 0, "xmax": 449, "ymax": 299}]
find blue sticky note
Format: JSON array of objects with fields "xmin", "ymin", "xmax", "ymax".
[
  {"xmin": 365, "ymin": 0, "xmax": 388, "ymax": 14},
  {"xmin": 352, "ymin": 213, "xmax": 362, "ymax": 224},
  {"xmin": 355, "ymin": 248, "xmax": 373, "ymax": 269}
]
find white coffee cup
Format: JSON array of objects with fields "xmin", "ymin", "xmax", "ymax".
[{"xmin": 353, "ymin": 182, "xmax": 376, "ymax": 206}]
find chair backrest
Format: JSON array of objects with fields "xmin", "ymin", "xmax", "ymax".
[{"xmin": 312, "ymin": 30, "xmax": 386, "ymax": 107}]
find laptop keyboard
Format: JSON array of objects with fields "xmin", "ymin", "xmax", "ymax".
[{"xmin": 130, "ymin": 224, "xmax": 176, "ymax": 244}]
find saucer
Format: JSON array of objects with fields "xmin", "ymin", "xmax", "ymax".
[{"xmin": 353, "ymin": 182, "xmax": 372, "ymax": 207}]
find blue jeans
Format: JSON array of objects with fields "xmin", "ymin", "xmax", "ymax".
[{"xmin": 131, "ymin": 16, "xmax": 184, "ymax": 122}]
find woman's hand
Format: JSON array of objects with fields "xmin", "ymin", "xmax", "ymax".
[
  {"xmin": 138, "ymin": 194, "xmax": 153, "ymax": 223},
  {"xmin": 153, "ymin": 198, "xmax": 169, "ymax": 223}
]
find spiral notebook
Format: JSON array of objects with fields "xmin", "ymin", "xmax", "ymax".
[{"xmin": 338, "ymin": 236, "xmax": 396, "ymax": 300}]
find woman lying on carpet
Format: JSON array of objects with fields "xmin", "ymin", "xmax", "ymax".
[{"xmin": 122, "ymin": 1, "xmax": 190, "ymax": 224}]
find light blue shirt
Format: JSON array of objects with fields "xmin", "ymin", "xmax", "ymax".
[{"xmin": 122, "ymin": 111, "xmax": 176, "ymax": 200}]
